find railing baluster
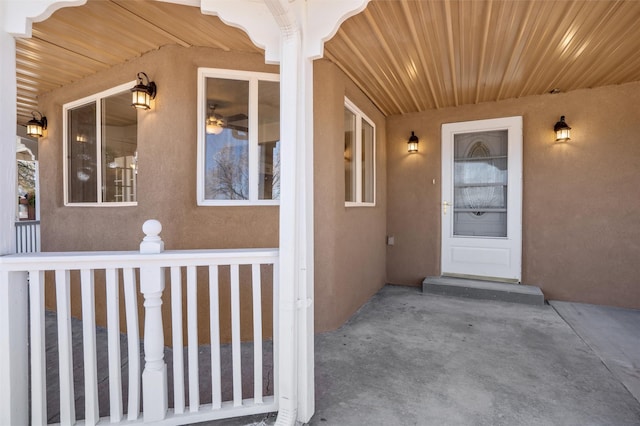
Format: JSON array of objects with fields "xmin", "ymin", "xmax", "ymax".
[
  {"xmin": 29, "ymin": 270, "xmax": 47, "ymax": 425},
  {"xmin": 1, "ymin": 227, "xmax": 280, "ymax": 425},
  {"xmin": 171, "ymin": 266, "xmax": 185, "ymax": 414},
  {"xmin": 14, "ymin": 221, "xmax": 41, "ymax": 253},
  {"xmin": 252, "ymin": 264, "xmax": 263, "ymax": 404},
  {"xmin": 55, "ymin": 269, "xmax": 76, "ymax": 425},
  {"xmin": 187, "ymin": 265, "xmax": 199, "ymax": 412},
  {"xmin": 81, "ymin": 269, "xmax": 99, "ymax": 425},
  {"xmin": 106, "ymin": 268, "xmax": 123, "ymax": 422},
  {"xmin": 209, "ymin": 265, "xmax": 222, "ymax": 409},
  {"xmin": 230, "ymin": 264, "xmax": 242, "ymax": 407},
  {"xmin": 123, "ymin": 267, "xmax": 141, "ymax": 420}
]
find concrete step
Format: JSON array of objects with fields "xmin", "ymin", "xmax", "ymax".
[{"xmin": 422, "ymin": 276, "xmax": 545, "ymax": 305}]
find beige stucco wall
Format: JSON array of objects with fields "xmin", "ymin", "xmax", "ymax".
[
  {"xmin": 39, "ymin": 45, "xmax": 280, "ymax": 253},
  {"xmin": 386, "ymin": 81, "xmax": 640, "ymax": 309},
  {"xmin": 38, "ymin": 46, "xmax": 280, "ymax": 342},
  {"xmin": 313, "ymin": 59, "xmax": 388, "ymax": 332},
  {"xmin": 38, "ymin": 46, "xmax": 387, "ymax": 337}
]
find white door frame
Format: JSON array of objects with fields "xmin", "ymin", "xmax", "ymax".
[{"xmin": 441, "ymin": 116, "xmax": 523, "ymax": 282}]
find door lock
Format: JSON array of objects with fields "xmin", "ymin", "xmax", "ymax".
[{"xmin": 443, "ymin": 201, "xmax": 451, "ymax": 215}]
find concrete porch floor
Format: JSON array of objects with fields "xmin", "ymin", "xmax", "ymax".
[{"xmin": 208, "ymin": 284, "xmax": 640, "ymax": 426}]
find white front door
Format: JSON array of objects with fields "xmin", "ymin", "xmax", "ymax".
[{"xmin": 441, "ymin": 116, "xmax": 523, "ymax": 282}]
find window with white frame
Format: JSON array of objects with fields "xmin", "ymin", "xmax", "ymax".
[
  {"xmin": 64, "ymin": 82, "xmax": 138, "ymax": 205},
  {"xmin": 197, "ymin": 68, "xmax": 280, "ymax": 205},
  {"xmin": 344, "ymin": 98, "xmax": 376, "ymax": 206}
]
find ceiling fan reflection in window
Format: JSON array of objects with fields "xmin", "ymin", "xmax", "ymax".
[{"xmin": 205, "ymin": 103, "xmax": 248, "ymax": 138}]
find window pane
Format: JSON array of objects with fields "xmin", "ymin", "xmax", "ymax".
[
  {"xmin": 258, "ymin": 80, "xmax": 280, "ymax": 200},
  {"xmin": 453, "ymin": 130, "xmax": 508, "ymax": 237},
  {"xmin": 102, "ymin": 91, "xmax": 138, "ymax": 202},
  {"xmin": 362, "ymin": 120, "xmax": 374, "ymax": 203},
  {"xmin": 204, "ymin": 77, "xmax": 249, "ymax": 200},
  {"xmin": 344, "ymin": 108, "xmax": 356, "ymax": 202},
  {"xmin": 68, "ymin": 103, "xmax": 97, "ymax": 203}
]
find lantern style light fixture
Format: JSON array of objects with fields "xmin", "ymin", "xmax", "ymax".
[
  {"xmin": 407, "ymin": 131, "xmax": 419, "ymax": 153},
  {"xmin": 205, "ymin": 104, "xmax": 224, "ymax": 135},
  {"xmin": 130, "ymin": 72, "xmax": 157, "ymax": 110},
  {"xmin": 554, "ymin": 116, "xmax": 571, "ymax": 142},
  {"xmin": 26, "ymin": 111, "xmax": 47, "ymax": 137}
]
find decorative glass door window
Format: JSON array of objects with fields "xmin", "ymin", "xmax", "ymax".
[{"xmin": 453, "ymin": 130, "xmax": 508, "ymax": 237}]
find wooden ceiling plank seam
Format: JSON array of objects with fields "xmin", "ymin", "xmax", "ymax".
[
  {"xmin": 596, "ymin": 48, "xmax": 640, "ymax": 88},
  {"xmin": 571, "ymin": 3, "xmax": 640, "ymax": 89},
  {"xmin": 363, "ymin": 7, "xmax": 423, "ymax": 112},
  {"xmin": 474, "ymin": 0, "xmax": 493, "ymax": 104},
  {"xmin": 545, "ymin": 2, "xmax": 621, "ymax": 92},
  {"xmin": 400, "ymin": 0, "xmax": 441, "ymax": 109},
  {"xmin": 495, "ymin": 0, "xmax": 536, "ymax": 101},
  {"xmin": 533, "ymin": 1, "xmax": 602, "ymax": 95},
  {"xmin": 112, "ymin": 0, "xmax": 253, "ymax": 53},
  {"xmin": 335, "ymin": 30, "xmax": 407, "ymax": 114},
  {"xmin": 111, "ymin": 0, "xmax": 240, "ymax": 52},
  {"xmin": 325, "ymin": 38, "xmax": 389, "ymax": 112},
  {"xmin": 16, "ymin": 73, "xmax": 61, "ymax": 89},
  {"xmin": 356, "ymin": 8, "xmax": 412, "ymax": 113},
  {"xmin": 498, "ymin": 1, "xmax": 551, "ymax": 100},
  {"xmin": 38, "ymin": 5, "xmax": 163, "ymax": 54},
  {"xmin": 15, "ymin": 56, "xmax": 93, "ymax": 82},
  {"xmin": 35, "ymin": 15, "xmax": 153, "ymax": 60},
  {"xmin": 324, "ymin": 50, "xmax": 391, "ymax": 116},
  {"xmin": 28, "ymin": 27, "xmax": 128, "ymax": 65},
  {"xmin": 443, "ymin": 0, "xmax": 459, "ymax": 107},
  {"xmin": 516, "ymin": 1, "xmax": 583, "ymax": 98},
  {"xmin": 109, "ymin": 0, "xmax": 192, "ymax": 48},
  {"xmin": 511, "ymin": 1, "xmax": 559, "ymax": 97},
  {"xmin": 462, "ymin": 1, "xmax": 482, "ymax": 106},
  {"xmin": 425, "ymin": 0, "xmax": 454, "ymax": 108},
  {"xmin": 484, "ymin": 1, "xmax": 514, "ymax": 102},
  {"xmin": 17, "ymin": 37, "xmax": 113, "ymax": 72}
]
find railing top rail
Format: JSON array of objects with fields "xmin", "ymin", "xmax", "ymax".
[
  {"xmin": 14, "ymin": 220, "xmax": 40, "ymax": 226},
  {"xmin": 0, "ymin": 248, "xmax": 279, "ymax": 271}
]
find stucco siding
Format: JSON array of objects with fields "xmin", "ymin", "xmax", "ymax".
[
  {"xmin": 313, "ymin": 59, "xmax": 388, "ymax": 332},
  {"xmin": 386, "ymin": 81, "xmax": 640, "ymax": 309}
]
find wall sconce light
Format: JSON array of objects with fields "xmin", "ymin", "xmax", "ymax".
[
  {"xmin": 554, "ymin": 116, "xmax": 571, "ymax": 142},
  {"xmin": 205, "ymin": 104, "xmax": 224, "ymax": 135},
  {"xmin": 26, "ymin": 111, "xmax": 47, "ymax": 137},
  {"xmin": 131, "ymin": 72, "xmax": 157, "ymax": 110},
  {"xmin": 408, "ymin": 131, "xmax": 419, "ymax": 153}
]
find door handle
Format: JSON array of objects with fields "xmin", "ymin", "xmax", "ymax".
[{"xmin": 443, "ymin": 201, "xmax": 451, "ymax": 215}]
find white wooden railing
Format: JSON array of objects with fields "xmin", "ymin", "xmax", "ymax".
[
  {"xmin": 15, "ymin": 220, "xmax": 40, "ymax": 253},
  {"xmin": 0, "ymin": 220, "xmax": 278, "ymax": 425}
]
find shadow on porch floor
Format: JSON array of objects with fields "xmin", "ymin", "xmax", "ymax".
[{"xmin": 203, "ymin": 285, "xmax": 640, "ymax": 426}]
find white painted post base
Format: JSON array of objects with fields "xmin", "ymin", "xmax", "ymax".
[
  {"xmin": 142, "ymin": 364, "xmax": 168, "ymax": 422},
  {"xmin": 0, "ymin": 271, "xmax": 29, "ymax": 426}
]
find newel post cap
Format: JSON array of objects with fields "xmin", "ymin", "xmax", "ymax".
[{"xmin": 140, "ymin": 219, "xmax": 165, "ymax": 254}]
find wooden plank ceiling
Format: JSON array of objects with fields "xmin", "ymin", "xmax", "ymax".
[{"xmin": 16, "ymin": 0, "xmax": 640, "ymax": 124}]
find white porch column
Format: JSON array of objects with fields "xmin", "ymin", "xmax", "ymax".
[
  {"xmin": 202, "ymin": 1, "xmax": 368, "ymax": 424},
  {"xmin": 0, "ymin": 12, "xmax": 28, "ymax": 423},
  {"xmin": 0, "ymin": 3, "xmax": 85, "ymax": 424}
]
